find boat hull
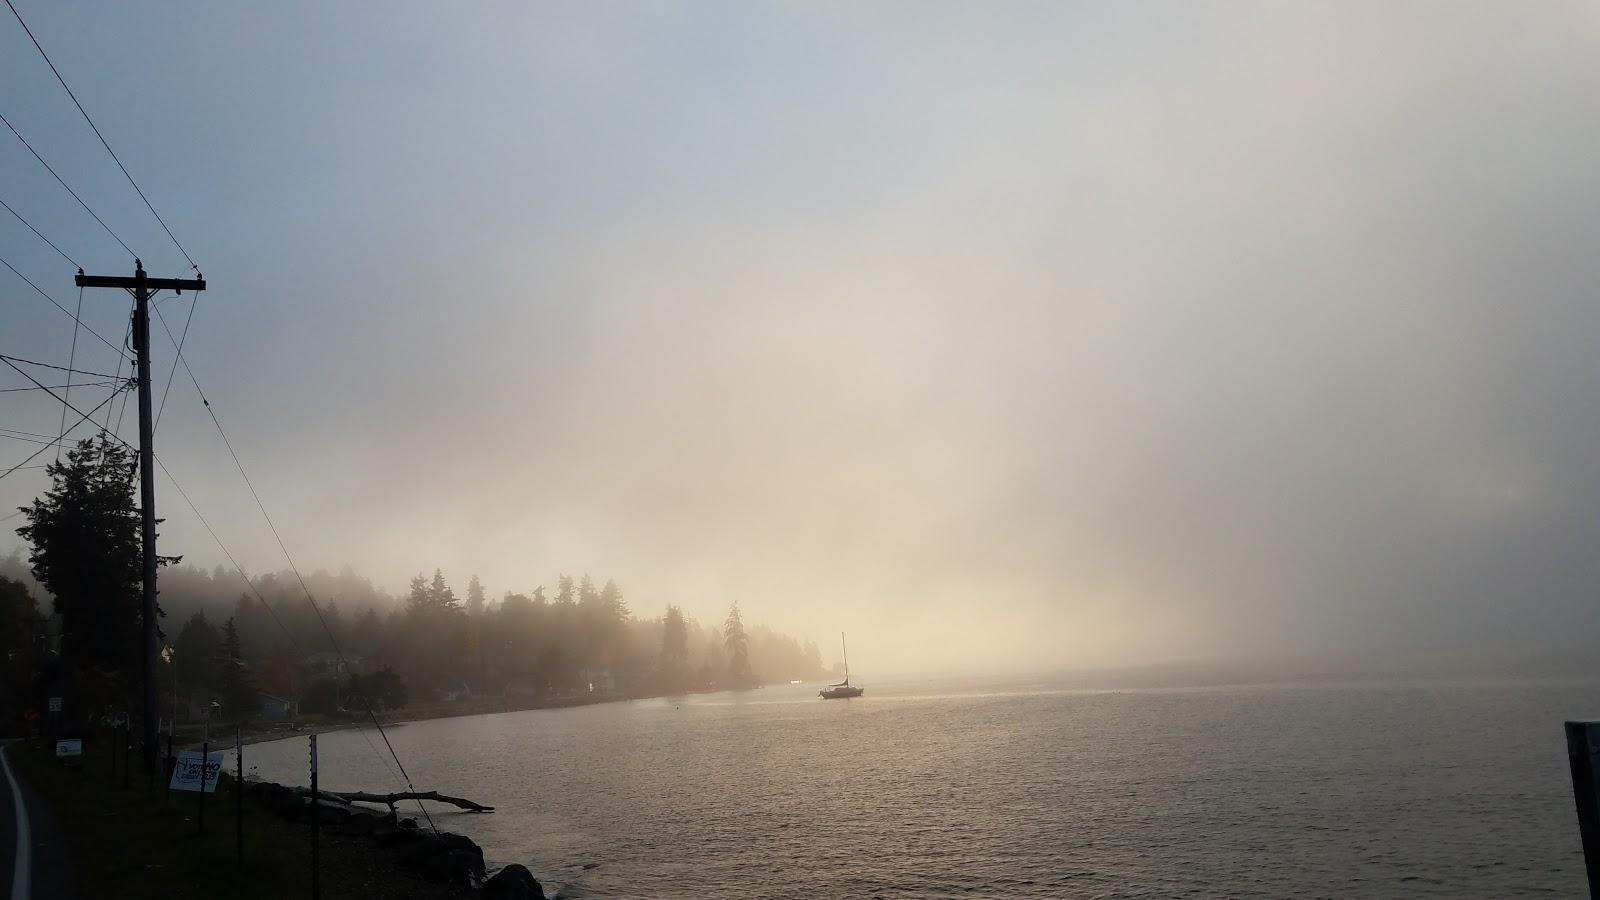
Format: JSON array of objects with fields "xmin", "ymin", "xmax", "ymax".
[{"xmin": 819, "ymin": 686, "xmax": 864, "ymax": 699}]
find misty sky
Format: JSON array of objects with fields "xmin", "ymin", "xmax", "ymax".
[{"xmin": 3, "ymin": 2, "xmax": 1599, "ymax": 673}]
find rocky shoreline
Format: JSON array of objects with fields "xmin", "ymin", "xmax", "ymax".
[{"xmin": 245, "ymin": 780, "xmax": 546, "ymax": 899}]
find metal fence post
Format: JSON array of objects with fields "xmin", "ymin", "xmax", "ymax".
[
  {"xmin": 310, "ymin": 733, "xmax": 320, "ymax": 900},
  {"xmin": 163, "ymin": 729, "xmax": 174, "ymax": 808},
  {"xmin": 236, "ymin": 725, "xmax": 244, "ymax": 871},
  {"xmin": 197, "ymin": 739, "xmax": 209, "ymax": 836}
]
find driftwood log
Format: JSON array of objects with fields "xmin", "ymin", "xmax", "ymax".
[{"xmin": 291, "ymin": 786, "xmax": 495, "ymax": 813}]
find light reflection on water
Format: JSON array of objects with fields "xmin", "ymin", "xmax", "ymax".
[{"xmin": 240, "ymin": 678, "xmax": 1594, "ymax": 898}]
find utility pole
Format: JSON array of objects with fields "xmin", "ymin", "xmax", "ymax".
[{"xmin": 76, "ymin": 260, "xmax": 206, "ymax": 775}]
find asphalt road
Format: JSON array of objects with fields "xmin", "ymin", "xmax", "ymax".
[{"xmin": 0, "ymin": 742, "xmax": 74, "ymax": 900}]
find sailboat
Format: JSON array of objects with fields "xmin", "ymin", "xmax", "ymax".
[{"xmin": 819, "ymin": 632, "xmax": 864, "ymax": 699}]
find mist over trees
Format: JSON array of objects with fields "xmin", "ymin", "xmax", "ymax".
[
  {"xmin": 4, "ymin": 436, "xmax": 826, "ymax": 726},
  {"xmin": 3, "ymin": 543, "xmax": 826, "ymax": 723}
]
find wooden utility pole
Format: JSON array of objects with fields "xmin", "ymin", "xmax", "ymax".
[{"xmin": 75, "ymin": 260, "xmax": 206, "ymax": 775}]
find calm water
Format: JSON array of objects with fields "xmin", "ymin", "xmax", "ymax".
[{"xmin": 242, "ymin": 678, "xmax": 1596, "ymax": 898}]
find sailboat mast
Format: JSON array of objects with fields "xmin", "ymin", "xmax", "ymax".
[{"xmin": 841, "ymin": 631, "xmax": 849, "ymax": 684}]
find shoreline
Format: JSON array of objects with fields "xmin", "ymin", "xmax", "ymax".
[{"xmin": 195, "ymin": 682, "xmax": 789, "ymax": 750}]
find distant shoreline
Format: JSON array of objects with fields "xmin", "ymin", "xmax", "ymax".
[{"xmin": 193, "ymin": 682, "xmax": 795, "ymax": 750}]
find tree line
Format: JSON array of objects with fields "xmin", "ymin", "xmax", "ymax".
[{"xmin": 1, "ymin": 436, "xmax": 827, "ymax": 729}]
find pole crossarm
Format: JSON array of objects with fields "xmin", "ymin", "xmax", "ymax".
[{"xmin": 76, "ymin": 272, "xmax": 205, "ymax": 293}]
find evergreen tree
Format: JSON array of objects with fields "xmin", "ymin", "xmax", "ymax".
[
  {"xmin": 599, "ymin": 578, "xmax": 628, "ymax": 620},
  {"xmin": 219, "ymin": 617, "xmax": 258, "ymax": 718},
  {"xmin": 323, "ymin": 599, "xmax": 346, "ymax": 650},
  {"xmin": 466, "ymin": 574, "xmax": 485, "ymax": 617},
  {"xmin": 429, "ymin": 569, "xmax": 458, "ymax": 611},
  {"xmin": 174, "ymin": 611, "xmax": 222, "ymax": 689},
  {"xmin": 351, "ymin": 606, "xmax": 383, "ymax": 656},
  {"xmin": 405, "ymin": 574, "xmax": 429, "ymax": 611},
  {"xmin": 16, "ymin": 436, "xmax": 177, "ymax": 672},
  {"xmin": 660, "ymin": 605, "xmax": 689, "ymax": 688},
  {"xmin": 723, "ymin": 601, "xmax": 753, "ymax": 686}
]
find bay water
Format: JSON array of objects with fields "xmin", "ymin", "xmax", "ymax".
[{"xmin": 241, "ymin": 678, "xmax": 1596, "ymax": 898}]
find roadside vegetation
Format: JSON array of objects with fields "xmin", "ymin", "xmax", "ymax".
[{"xmin": 6, "ymin": 735, "xmax": 469, "ymax": 899}]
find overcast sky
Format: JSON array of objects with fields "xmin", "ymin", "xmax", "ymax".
[{"xmin": 3, "ymin": 2, "xmax": 1599, "ymax": 673}]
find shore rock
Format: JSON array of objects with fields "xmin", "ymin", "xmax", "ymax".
[
  {"xmin": 484, "ymin": 863, "xmax": 544, "ymax": 899},
  {"xmin": 376, "ymin": 824, "xmax": 424, "ymax": 847},
  {"xmin": 332, "ymin": 808, "xmax": 382, "ymax": 836},
  {"xmin": 395, "ymin": 832, "xmax": 486, "ymax": 887}
]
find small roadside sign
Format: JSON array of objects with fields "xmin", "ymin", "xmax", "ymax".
[
  {"xmin": 170, "ymin": 750, "xmax": 224, "ymax": 793},
  {"xmin": 47, "ymin": 696, "xmax": 62, "ymax": 712},
  {"xmin": 54, "ymin": 738, "xmax": 82, "ymax": 757}
]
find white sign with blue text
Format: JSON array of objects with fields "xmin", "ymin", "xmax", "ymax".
[{"xmin": 169, "ymin": 750, "xmax": 224, "ymax": 793}]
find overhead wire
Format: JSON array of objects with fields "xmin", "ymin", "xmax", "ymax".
[
  {"xmin": 148, "ymin": 453, "xmax": 407, "ymax": 790},
  {"xmin": 211, "ymin": 408, "xmax": 439, "ymax": 832},
  {"xmin": 103, "ymin": 302, "xmax": 133, "ymax": 433},
  {"xmin": 3, "ymin": 352, "xmax": 399, "ymax": 785},
  {"xmin": 152, "ymin": 292, "xmax": 195, "ymax": 433},
  {"xmin": 0, "ymin": 367, "xmax": 127, "ymax": 482},
  {"xmin": 147, "ymin": 310, "xmax": 439, "ymax": 832},
  {"xmin": 4, "ymin": 0, "xmax": 196, "ymax": 270},
  {"xmin": 0, "ymin": 254, "xmax": 130, "ymax": 360},
  {"xmin": 0, "ymin": 380, "xmax": 116, "ymax": 393},
  {"xmin": 0, "ymin": 111, "xmax": 135, "ymax": 259},
  {"xmin": 13, "ymin": 308, "xmax": 411, "ymax": 795},
  {"xmin": 4, "ymin": 12, "xmax": 410, "ymax": 787},
  {"xmin": 0, "ymin": 354, "xmax": 119, "ymax": 380},
  {"xmin": 54, "ymin": 283, "xmax": 84, "ymax": 461},
  {"xmin": 0, "ymin": 195, "xmax": 78, "ymax": 268}
]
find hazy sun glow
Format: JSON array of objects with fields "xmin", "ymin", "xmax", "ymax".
[{"xmin": 4, "ymin": 2, "xmax": 1600, "ymax": 675}]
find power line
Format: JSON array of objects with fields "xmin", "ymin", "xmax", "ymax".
[
  {"xmin": 152, "ymin": 292, "xmax": 196, "ymax": 433},
  {"xmin": 4, "ymin": 0, "xmax": 196, "ymax": 270},
  {"xmin": 0, "ymin": 111, "xmax": 135, "ymax": 259},
  {"xmin": 0, "ymin": 195, "xmax": 78, "ymax": 267},
  {"xmin": 0, "ymin": 374, "xmax": 126, "ymax": 482},
  {"xmin": 102, "ymin": 301, "xmax": 133, "ymax": 433},
  {"xmin": 208, "ymin": 404, "xmax": 439, "ymax": 833},
  {"xmin": 1, "ymin": 425, "xmax": 73, "ymax": 440},
  {"xmin": 152, "ymin": 329, "xmax": 439, "ymax": 832},
  {"xmin": 0, "ymin": 358, "xmax": 120, "ymax": 440},
  {"xmin": 150, "ymin": 455, "xmax": 407, "ymax": 789},
  {"xmin": 0, "ymin": 255, "xmax": 130, "ymax": 360},
  {"xmin": 112, "ymin": 375, "xmax": 133, "ymax": 440},
  {"xmin": 47, "ymin": 296, "xmax": 417, "ymax": 802},
  {"xmin": 25, "ymin": 265, "xmax": 422, "ymax": 811},
  {"xmin": 0, "ymin": 354, "xmax": 120, "ymax": 380},
  {"xmin": 0, "ymin": 380, "xmax": 116, "ymax": 392},
  {"xmin": 0, "ymin": 433, "xmax": 71, "ymax": 447},
  {"xmin": 55, "ymin": 283, "xmax": 85, "ymax": 461}
]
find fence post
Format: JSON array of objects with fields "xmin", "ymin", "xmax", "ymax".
[
  {"xmin": 197, "ymin": 738, "xmax": 209, "ymax": 836},
  {"xmin": 1566, "ymin": 721, "xmax": 1600, "ymax": 899},
  {"xmin": 163, "ymin": 729, "xmax": 174, "ymax": 808},
  {"xmin": 309, "ymin": 733, "xmax": 320, "ymax": 900},
  {"xmin": 236, "ymin": 725, "xmax": 244, "ymax": 872}
]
